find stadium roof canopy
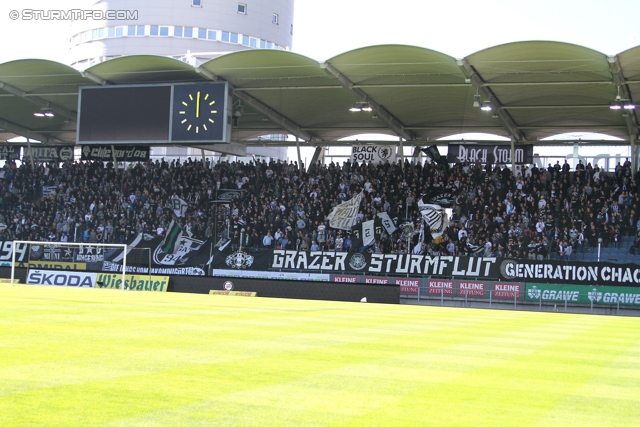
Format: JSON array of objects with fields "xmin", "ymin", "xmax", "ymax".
[{"xmin": 1, "ymin": 40, "xmax": 640, "ymax": 154}]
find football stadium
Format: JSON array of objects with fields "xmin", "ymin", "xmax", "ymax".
[{"xmin": 1, "ymin": 0, "xmax": 640, "ymax": 425}]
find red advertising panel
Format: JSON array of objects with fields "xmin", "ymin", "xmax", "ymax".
[
  {"xmin": 458, "ymin": 281, "xmax": 486, "ymax": 297},
  {"xmin": 333, "ymin": 275, "xmax": 358, "ymax": 283},
  {"xmin": 365, "ymin": 277, "xmax": 390, "ymax": 284},
  {"xmin": 395, "ymin": 278, "xmax": 420, "ymax": 294},
  {"xmin": 428, "ymin": 279, "xmax": 454, "ymax": 295},
  {"xmin": 493, "ymin": 283, "xmax": 522, "ymax": 299}
]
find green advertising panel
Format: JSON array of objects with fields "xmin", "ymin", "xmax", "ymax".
[{"xmin": 525, "ymin": 283, "xmax": 640, "ymax": 306}]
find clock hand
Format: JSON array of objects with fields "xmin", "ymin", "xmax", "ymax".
[{"xmin": 196, "ymin": 91, "xmax": 201, "ymax": 118}]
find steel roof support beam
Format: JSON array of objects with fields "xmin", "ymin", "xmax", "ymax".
[
  {"xmin": 81, "ymin": 71, "xmax": 110, "ymax": 86},
  {"xmin": 0, "ymin": 81, "xmax": 77, "ymax": 121},
  {"xmin": 321, "ymin": 62, "xmax": 416, "ymax": 142},
  {"xmin": 195, "ymin": 69, "xmax": 316, "ymax": 142},
  {"xmin": 457, "ymin": 59, "xmax": 525, "ymax": 142},
  {"xmin": 188, "ymin": 143, "xmax": 247, "ymax": 156},
  {"xmin": 0, "ymin": 117, "xmax": 60, "ymax": 143},
  {"xmin": 234, "ymin": 90, "xmax": 317, "ymax": 142}
]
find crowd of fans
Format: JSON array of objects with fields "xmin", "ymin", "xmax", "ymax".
[{"xmin": 1, "ymin": 155, "xmax": 640, "ymax": 261}]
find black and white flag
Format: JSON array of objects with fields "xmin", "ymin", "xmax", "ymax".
[
  {"xmin": 362, "ymin": 219, "xmax": 375, "ymax": 246},
  {"xmin": 421, "ymin": 145, "xmax": 450, "ymax": 174},
  {"xmin": 376, "ymin": 212, "xmax": 397, "ymax": 234},
  {"xmin": 418, "ymin": 201, "xmax": 448, "ymax": 239},
  {"xmin": 328, "ymin": 191, "xmax": 364, "ymax": 231},
  {"xmin": 171, "ymin": 195, "xmax": 188, "ymax": 218}
]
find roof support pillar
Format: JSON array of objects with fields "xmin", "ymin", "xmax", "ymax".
[{"xmin": 309, "ymin": 146, "xmax": 324, "ymax": 170}]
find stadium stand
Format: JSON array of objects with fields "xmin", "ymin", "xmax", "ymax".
[{"xmin": 1, "ymin": 156, "xmax": 640, "ymax": 263}]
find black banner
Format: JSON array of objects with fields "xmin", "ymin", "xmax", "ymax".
[
  {"xmin": 421, "ymin": 145, "xmax": 450, "ymax": 173},
  {"xmin": 498, "ymin": 258, "xmax": 640, "ymax": 287},
  {"xmin": 265, "ymin": 250, "xmax": 501, "ymax": 278},
  {"xmin": 0, "ymin": 241, "xmax": 29, "ymax": 265},
  {"xmin": 209, "ymin": 189, "xmax": 245, "ymax": 203},
  {"xmin": 80, "ymin": 145, "xmax": 150, "ymax": 161},
  {"xmin": 22, "ymin": 146, "xmax": 74, "ymax": 162},
  {"xmin": 0, "ymin": 145, "xmax": 20, "ymax": 161},
  {"xmin": 104, "ymin": 233, "xmax": 211, "ymax": 276},
  {"xmin": 29, "ymin": 243, "xmax": 75, "ymax": 262},
  {"xmin": 447, "ymin": 144, "xmax": 534, "ymax": 165},
  {"xmin": 423, "ymin": 188, "xmax": 456, "ymax": 207}
]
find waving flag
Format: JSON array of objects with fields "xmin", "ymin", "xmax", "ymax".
[
  {"xmin": 418, "ymin": 201, "xmax": 448, "ymax": 239},
  {"xmin": 328, "ymin": 191, "xmax": 364, "ymax": 231},
  {"xmin": 171, "ymin": 195, "xmax": 189, "ymax": 218}
]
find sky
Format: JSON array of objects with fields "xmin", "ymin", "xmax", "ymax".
[
  {"xmin": 0, "ymin": 0, "xmax": 639, "ymax": 64},
  {"xmin": 0, "ymin": 0, "xmax": 638, "ymax": 156}
]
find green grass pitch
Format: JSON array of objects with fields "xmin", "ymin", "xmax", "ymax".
[{"xmin": 1, "ymin": 283, "xmax": 639, "ymax": 426}]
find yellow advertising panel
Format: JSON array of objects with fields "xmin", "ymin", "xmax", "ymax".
[
  {"xmin": 27, "ymin": 262, "xmax": 88, "ymax": 270},
  {"xmin": 96, "ymin": 273, "xmax": 169, "ymax": 292},
  {"xmin": 209, "ymin": 290, "xmax": 257, "ymax": 297}
]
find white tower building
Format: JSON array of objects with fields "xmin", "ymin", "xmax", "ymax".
[{"xmin": 69, "ymin": 0, "xmax": 295, "ymax": 160}]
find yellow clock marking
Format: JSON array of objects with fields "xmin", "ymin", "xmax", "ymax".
[
  {"xmin": 178, "ymin": 91, "xmax": 218, "ymax": 133},
  {"xmin": 196, "ymin": 91, "xmax": 201, "ymax": 118}
]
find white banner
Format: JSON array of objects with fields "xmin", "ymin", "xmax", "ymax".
[
  {"xmin": 327, "ymin": 192, "xmax": 364, "ymax": 230},
  {"xmin": 26, "ymin": 270, "xmax": 97, "ymax": 288},
  {"xmin": 350, "ymin": 145, "xmax": 396, "ymax": 164},
  {"xmin": 362, "ymin": 220, "xmax": 375, "ymax": 246}
]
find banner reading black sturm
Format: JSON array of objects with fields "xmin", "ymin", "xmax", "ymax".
[{"xmin": 447, "ymin": 144, "xmax": 534, "ymax": 165}]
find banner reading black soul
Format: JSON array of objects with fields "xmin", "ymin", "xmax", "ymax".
[{"xmin": 447, "ymin": 144, "xmax": 533, "ymax": 165}]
